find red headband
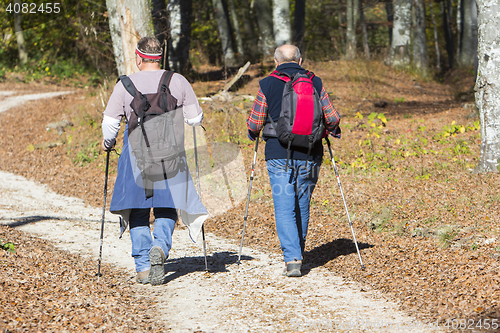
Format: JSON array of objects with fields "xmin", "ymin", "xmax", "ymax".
[{"xmin": 135, "ymin": 47, "xmax": 162, "ymax": 60}]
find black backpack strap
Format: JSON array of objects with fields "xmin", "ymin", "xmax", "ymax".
[
  {"xmin": 119, "ymin": 75, "xmax": 137, "ymax": 98},
  {"xmin": 159, "ymin": 71, "xmax": 175, "ymax": 94}
]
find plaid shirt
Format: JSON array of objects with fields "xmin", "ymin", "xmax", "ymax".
[{"xmin": 247, "ymin": 86, "xmax": 341, "ymax": 137}]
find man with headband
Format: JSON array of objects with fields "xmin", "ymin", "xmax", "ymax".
[{"xmin": 101, "ymin": 37, "xmax": 208, "ymax": 285}]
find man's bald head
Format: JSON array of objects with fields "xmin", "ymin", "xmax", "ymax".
[{"xmin": 274, "ymin": 45, "xmax": 302, "ymax": 65}]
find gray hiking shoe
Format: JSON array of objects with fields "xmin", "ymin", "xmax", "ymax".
[
  {"xmin": 282, "ymin": 261, "xmax": 302, "ymax": 277},
  {"xmin": 136, "ymin": 270, "xmax": 150, "ymax": 284},
  {"xmin": 149, "ymin": 247, "xmax": 165, "ymax": 286}
]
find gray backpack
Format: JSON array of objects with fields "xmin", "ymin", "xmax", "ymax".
[{"xmin": 119, "ymin": 71, "xmax": 185, "ymax": 198}]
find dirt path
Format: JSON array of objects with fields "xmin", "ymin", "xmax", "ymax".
[{"xmin": 0, "ymin": 91, "xmax": 445, "ymax": 332}]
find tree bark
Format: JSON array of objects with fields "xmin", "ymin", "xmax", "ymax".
[
  {"xmin": 390, "ymin": 0, "xmax": 412, "ymax": 68},
  {"xmin": 457, "ymin": 0, "xmax": 478, "ymax": 68},
  {"xmin": 151, "ymin": 0, "xmax": 168, "ymax": 54},
  {"xmin": 106, "ymin": 0, "xmax": 154, "ymax": 75},
  {"xmin": 360, "ymin": 0, "xmax": 370, "ymax": 60},
  {"xmin": 474, "ymin": 0, "xmax": 500, "ymax": 173},
  {"xmin": 429, "ymin": 2, "xmax": 441, "ymax": 71},
  {"xmin": 346, "ymin": 0, "xmax": 356, "ymax": 59},
  {"xmin": 412, "ymin": 0, "xmax": 428, "ymax": 75},
  {"xmin": 228, "ymin": 0, "xmax": 245, "ymax": 57},
  {"xmin": 293, "ymin": 0, "xmax": 305, "ymax": 49},
  {"xmin": 167, "ymin": 0, "xmax": 192, "ymax": 73},
  {"xmin": 385, "ymin": 1, "xmax": 394, "ymax": 47},
  {"xmin": 213, "ymin": 0, "xmax": 236, "ymax": 66},
  {"xmin": 272, "ymin": 0, "xmax": 292, "ymax": 46},
  {"xmin": 253, "ymin": 0, "xmax": 275, "ymax": 58},
  {"xmin": 14, "ymin": 0, "xmax": 28, "ymax": 66},
  {"xmin": 441, "ymin": 0, "xmax": 455, "ymax": 69}
]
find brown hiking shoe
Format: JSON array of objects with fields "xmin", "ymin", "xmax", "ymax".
[
  {"xmin": 148, "ymin": 247, "xmax": 165, "ymax": 286},
  {"xmin": 282, "ymin": 260, "xmax": 302, "ymax": 277}
]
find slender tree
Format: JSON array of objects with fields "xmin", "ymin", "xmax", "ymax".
[
  {"xmin": 346, "ymin": 0, "xmax": 356, "ymax": 59},
  {"xmin": 429, "ymin": 2, "xmax": 441, "ymax": 71},
  {"xmin": 253, "ymin": 0, "xmax": 275, "ymax": 57},
  {"xmin": 13, "ymin": 0, "xmax": 28, "ymax": 66},
  {"xmin": 106, "ymin": 0, "xmax": 154, "ymax": 75},
  {"xmin": 360, "ymin": 0, "xmax": 370, "ymax": 60},
  {"xmin": 213, "ymin": 0, "xmax": 236, "ymax": 66},
  {"xmin": 385, "ymin": 1, "xmax": 394, "ymax": 46},
  {"xmin": 412, "ymin": 0, "xmax": 428, "ymax": 75},
  {"xmin": 441, "ymin": 0, "xmax": 455, "ymax": 68},
  {"xmin": 228, "ymin": 0, "xmax": 245, "ymax": 57},
  {"xmin": 457, "ymin": 0, "xmax": 478, "ymax": 68},
  {"xmin": 390, "ymin": 0, "xmax": 412, "ymax": 68},
  {"xmin": 167, "ymin": 0, "xmax": 192, "ymax": 73},
  {"xmin": 474, "ymin": 0, "xmax": 500, "ymax": 173},
  {"xmin": 272, "ymin": 0, "xmax": 292, "ymax": 46},
  {"xmin": 293, "ymin": 0, "xmax": 305, "ymax": 49}
]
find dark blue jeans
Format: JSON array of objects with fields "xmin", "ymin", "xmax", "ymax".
[{"xmin": 266, "ymin": 159, "xmax": 321, "ymax": 262}]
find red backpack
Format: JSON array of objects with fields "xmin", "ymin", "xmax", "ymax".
[{"xmin": 263, "ymin": 70, "xmax": 325, "ymax": 169}]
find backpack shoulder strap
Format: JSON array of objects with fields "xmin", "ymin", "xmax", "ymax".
[
  {"xmin": 158, "ymin": 71, "xmax": 175, "ymax": 94},
  {"xmin": 119, "ymin": 75, "xmax": 137, "ymax": 97},
  {"xmin": 305, "ymin": 70, "xmax": 315, "ymax": 79},
  {"xmin": 269, "ymin": 70, "xmax": 291, "ymax": 82}
]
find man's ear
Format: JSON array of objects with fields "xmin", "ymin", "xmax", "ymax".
[
  {"xmin": 135, "ymin": 54, "xmax": 142, "ymax": 69},
  {"xmin": 298, "ymin": 57, "xmax": 303, "ymax": 66},
  {"xmin": 274, "ymin": 59, "xmax": 279, "ymax": 68}
]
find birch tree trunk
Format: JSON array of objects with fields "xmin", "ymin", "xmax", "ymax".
[
  {"xmin": 106, "ymin": 0, "xmax": 154, "ymax": 75},
  {"xmin": 253, "ymin": 0, "xmax": 275, "ymax": 57},
  {"xmin": 213, "ymin": 0, "xmax": 236, "ymax": 66},
  {"xmin": 293, "ymin": 0, "xmax": 305, "ymax": 49},
  {"xmin": 390, "ymin": 0, "xmax": 412, "ymax": 68},
  {"xmin": 474, "ymin": 0, "xmax": 500, "ymax": 173},
  {"xmin": 272, "ymin": 0, "xmax": 292, "ymax": 46},
  {"xmin": 228, "ymin": 0, "xmax": 245, "ymax": 57},
  {"xmin": 14, "ymin": 0, "xmax": 28, "ymax": 66},
  {"xmin": 360, "ymin": 0, "xmax": 370, "ymax": 60},
  {"xmin": 167, "ymin": 0, "xmax": 192, "ymax": 73},
  {"xmin": 346, "ymin": 0, "xmax": 356, "ymax": 59},
  {"xmin": 412, "ymin": 0, "xmax": 428, "ymax": 75},
  {"xmin": 457, "ymin": 0, "xmax": 478, "ymax": 68}
]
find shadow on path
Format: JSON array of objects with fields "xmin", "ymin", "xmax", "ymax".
[
  {"xmin": 161, "ymin": 251, "xmax": 254, "ymax": 284},
  {"xmin": 301, "ymin": 238, "xmax": 373, "ymax": 276}
]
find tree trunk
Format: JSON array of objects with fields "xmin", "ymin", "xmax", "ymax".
[
  {"xmin": 457, "ymin": 0, "xmax": 478, "ymax": 68},
  {"xmin": 228, "ymin": 0, "xmax": 245, "ymax": 57},
  {"xmin": 360, "ymin": 0, "xmax": 370, "ymax": 60},
  {"xmin": 293, "ymin": 0, "xmax": 305, "ymax": 49},
  {"xmin": 474, "ymin": 0, "xmax": 500, "ymax": 173},
  {"xmin": 167, "ymin": 0, "xmax": 192, "ymax": 73},
  {"xmin": 152, "ymin": 0, "xmax": 168, "ymax": 56},
  {"xmin": 106, "ymin": 0, "xmax": 154, "ymax": 75},
  {"xmin": 346, "ymin": 0, "xmax": 355, "ymax": 59},
  {"xmin": 390, "ymin": 0, "xmax": 412, "ymax": 68},
  {"xmin": 240, "ymin": 0, "xmax": 259, "ymax": 60},
  {"xmin": 272, "ymin": 0, "xmax": 292, "ymax": 46},
  {"xmin": 253, "ymin": 0, "xmax": 275, "ymax": 58},
  {"xmin": 385, "ymin": 1, "xmax": 393, "ymax": 47},
  {"xmin": 441, "ymin": 0, "xmax": 455, "ymax": 69},
  {"xmin": 14, "ymin": 0, "xmax": 28, "ymax": 66},
  {"xmin": 429, "ymin": 2, "xmax": 441, "ymax": 71},
  {"xmin": 213, "ymin": 0, "xmax": 236, "ymax": 66},
  {"xmin": 412, "ymin": 0, "xmax": 428, "ymax": 75}
]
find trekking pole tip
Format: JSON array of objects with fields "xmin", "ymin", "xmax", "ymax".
[{"xmin": 361, "ymin": 264, "xmax": 366, "ymax": 270}]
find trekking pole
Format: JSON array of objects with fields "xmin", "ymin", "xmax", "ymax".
[
  {"xmin": 237, "ymin": 136, "xmax": 259, "ymax": 265},
  {"xmin": 193, "ymin": 126, "xmax": 208, "ymax": 271},
  {"xmin": 326, "ymin": 138, "xmax": 365, "ymax": 269},
  {"xmin": 97, "ymin": 150, "xmax": 111, "ymax": 282}
]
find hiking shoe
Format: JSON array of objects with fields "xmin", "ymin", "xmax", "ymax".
[
  {"xmin": 136, "ymin": 270, "xmax": 150, "ymax": 284},
  {"xmin": 149, "ymin": 247, "xmax": 165, "ymax": 286},
  {"xmin": 282, "ymin": 261, "xmax": 302, "ymax": 277}
]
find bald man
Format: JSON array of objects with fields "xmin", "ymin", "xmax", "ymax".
[{"xmin": 247, "ymin": 45, "xmax": 341, "ymax": 277}]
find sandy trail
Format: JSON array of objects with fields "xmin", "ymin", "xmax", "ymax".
[{"xmin": 0, "ymin": 91, "xmax": 441, "ymax": 332}]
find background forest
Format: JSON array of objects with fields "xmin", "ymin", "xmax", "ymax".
[{"xmin": 0, "ymin": 0, "xmax": 478, "ymax": 84}]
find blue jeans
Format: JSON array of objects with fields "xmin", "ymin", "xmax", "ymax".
[
  {"xmin": 267, "ymin": 159, "xmax": 321, "ymax": 263},
  {"xmin": 129, "ymin": 208, "xmax": 177, "ymax": 273}
]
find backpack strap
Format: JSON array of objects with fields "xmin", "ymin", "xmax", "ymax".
[
  {"xmin": 269, "ymin": 70, "xmax": 292, "ymax": 82},
  {"xmin": 158, "ymin": 71, "xmax": 175, "ymax": 94},
  {"xmin": 119, "ymin": 75, "xmax": 137, "ymax": 97}
]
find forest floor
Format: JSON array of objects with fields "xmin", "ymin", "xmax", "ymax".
[{"xmin": 1, "ymin": 60, "xmax": 499, "ymax": 332}]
